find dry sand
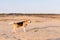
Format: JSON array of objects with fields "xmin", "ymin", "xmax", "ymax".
[{"xmin": 0, "ymin": 15, "xmax": 60, "ymax": 40}]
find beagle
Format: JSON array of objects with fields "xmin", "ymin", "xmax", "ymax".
[{"xmin": 9, "ymin": 19, "xmax": 31, "ymax": 33}]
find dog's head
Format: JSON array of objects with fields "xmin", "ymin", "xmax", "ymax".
[{"xmin": 25, "ymin": 19, "xmax": 31, "ymax": 23}]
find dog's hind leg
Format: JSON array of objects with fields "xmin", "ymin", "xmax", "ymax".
[{"xmin": 12, "ymin": 23, "xmax": 18, "ymax": 34}]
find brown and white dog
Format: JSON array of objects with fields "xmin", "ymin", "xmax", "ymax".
[{"xmin": 9, "ymin": 19, "xmax": 31, "ymax": 33}]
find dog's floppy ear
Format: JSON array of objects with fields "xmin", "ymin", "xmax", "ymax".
[{"xmin": 9, "ymin": 22, "xmax": 14, "ymax": 25}]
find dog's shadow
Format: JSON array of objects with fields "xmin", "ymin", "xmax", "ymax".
[{"xmin": 27, "ymin": 26, "xmax": 60, "ymax": 32}]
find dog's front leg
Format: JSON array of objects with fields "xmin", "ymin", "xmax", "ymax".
[
  {"xmin": 23, "ymin": 23, "xmax": 27, "ymax": 32},
  {"xmin": 23, "ymin": 27, "xmax": 26, "ymax": 32},
  {"xmin": 23, "ymin": 25, "xmax": 26, "ymax": 32}
]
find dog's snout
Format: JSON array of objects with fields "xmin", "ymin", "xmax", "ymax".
[{"xmin": 29, "ymin": 20, "xmax": 31, "ymax": 23}]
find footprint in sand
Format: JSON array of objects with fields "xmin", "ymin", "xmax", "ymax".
[
  {"xmin": 1, "ymin": 34, "xmax": 21, "ymax": 40},
  {"xmin": 46, "ymin": 39, "xmax": 53, "ymax": 40},
  {"xmin": 47, "ymin": 38, "xmax": 60, "ymax": 40},
  {"xmin": 13, "ymin": 36, "xmax": 17, "ymax": 39},
  {"xmin": 13, "ymin": 36, "xmax": 21, "ymax": 40},
  {"xmin": 55, "ymin": 38, "xmax": 60, "ymax": 40},
  {"xmin": 34, "ymin": 29, "xmax": 39, "ymax": 32},
  {"xmin": 17, "ymin": 39, "xmax": 21, "ymax": 40},
  {"xmin": 1, "ymin": 33, "xmax": 9, "ymax": 39}
]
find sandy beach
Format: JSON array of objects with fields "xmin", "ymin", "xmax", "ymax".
[{"xmin": 0, "ymin": 14, "xmax": 60, "ymax": 40}]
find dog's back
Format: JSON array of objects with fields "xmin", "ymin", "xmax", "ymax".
[{"xmin": 17, "ymin": 21, "xmax": 25, "ymax": 26}]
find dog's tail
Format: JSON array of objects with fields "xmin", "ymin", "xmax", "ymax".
[{"xmin": 9, "ymin": 22, "xmax": 14, "ymax": 25}]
